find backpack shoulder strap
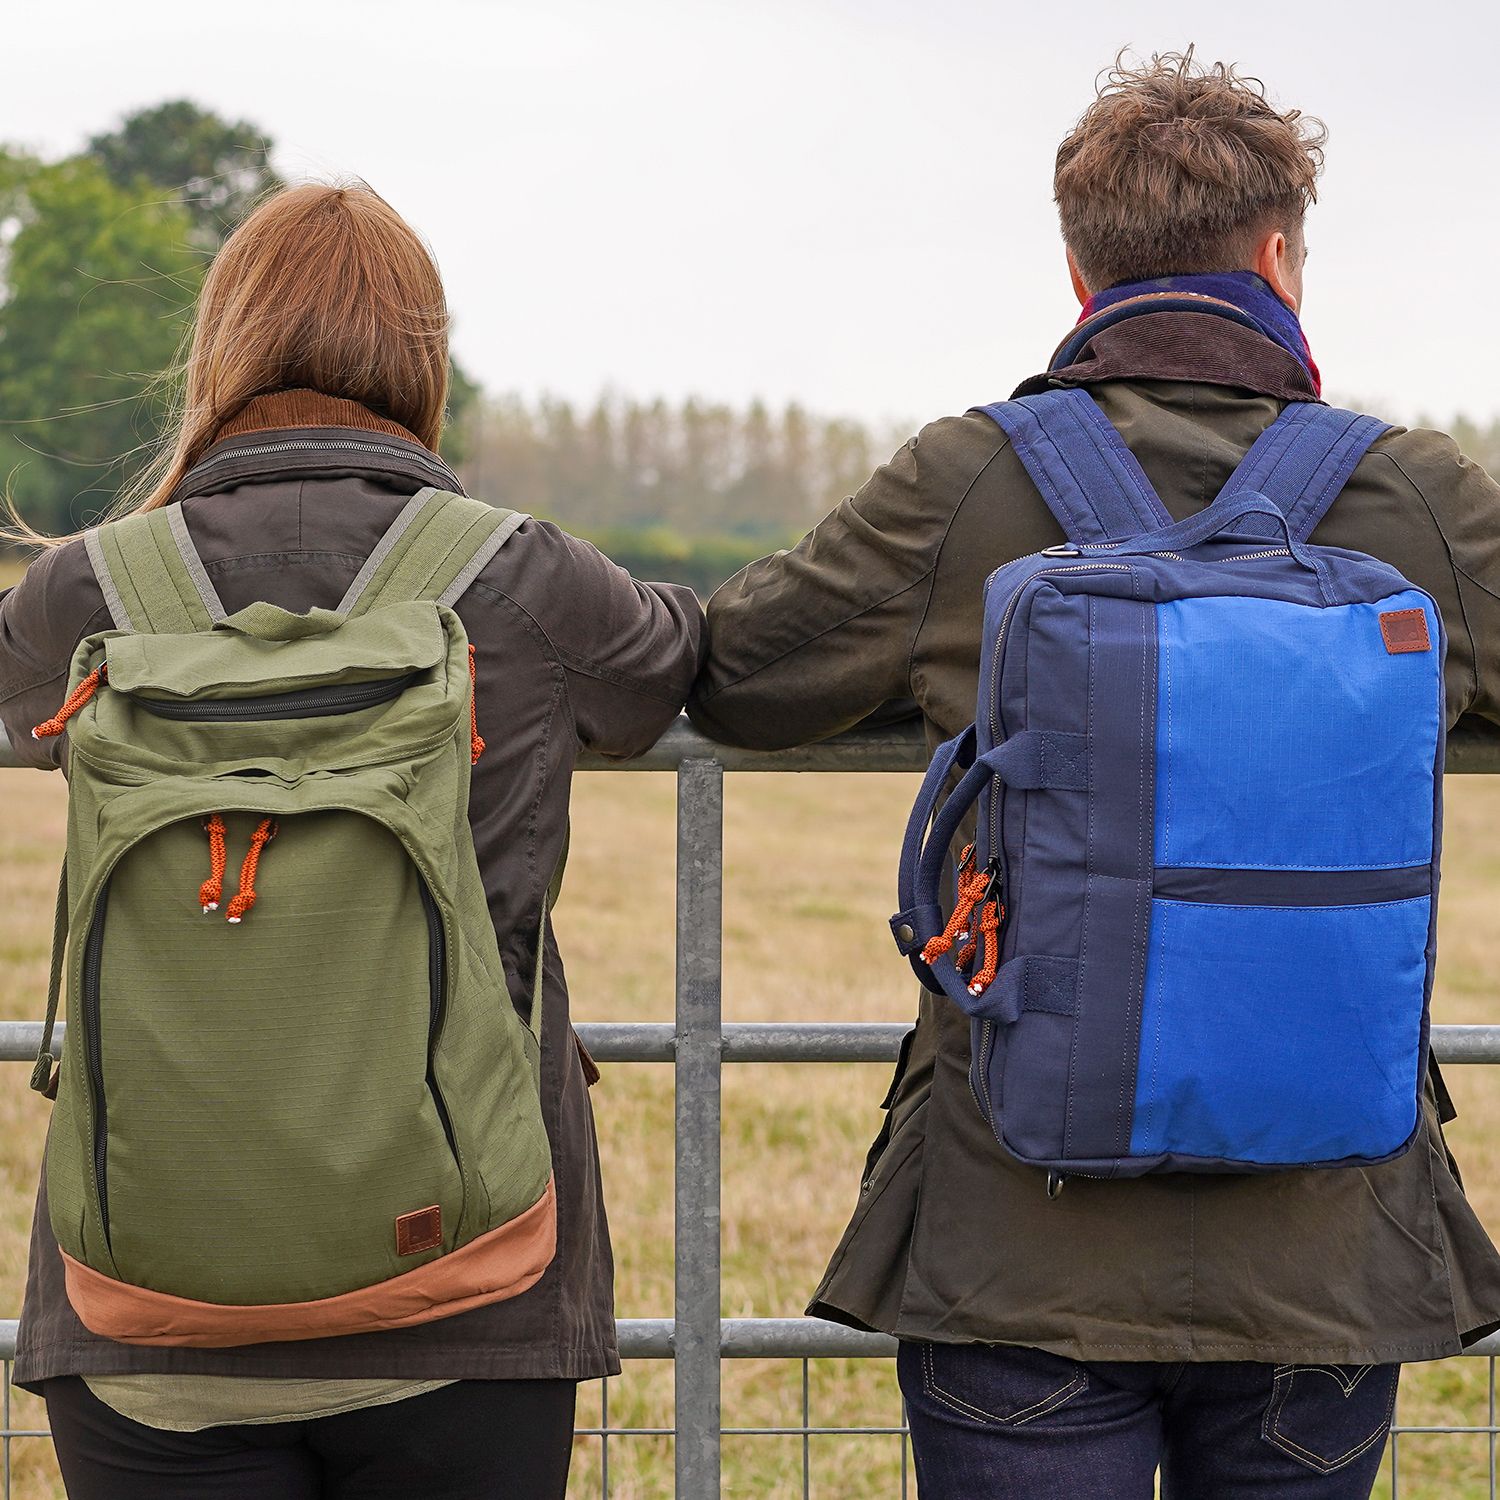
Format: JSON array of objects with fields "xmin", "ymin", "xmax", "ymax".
[
  {"xmin": 86, "ymin": 505, "xmax": 227, "ymax": 634},
  {"xmin": 975, "ymin": 388, "xmax": 1174, "ymax": 544},
  {"xmin": 339, "ymin": 489, "xmax": 530, "ymax": 617},
  {"xmin": 1217, "ymin": 403, "xmax": 1390, "ymax": 543}
]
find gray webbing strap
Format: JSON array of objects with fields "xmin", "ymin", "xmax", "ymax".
[
  {"xmin": 84, "ymin": 527, "xmax": 132, "ymax": 632},
  {"xmin": 165, "ymin": 506, "xmax": 227, "ymax": 622},
  {"xmin": 341, "ymin": 490, "xmax": 530, "ymax": 617},
  {"xmin": 87, "ymin": 506, "xmax": 227, "ymax": 634},
  {"xmin": 335, "ymin": 490, "xmax": 436, "ymax": 616},
  {"xmin": 437, "ymin": 510, "xmax": 529, "ymax": 607}
]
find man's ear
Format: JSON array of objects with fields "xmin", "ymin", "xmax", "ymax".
[
  {"xmin": 1255, "ymin": 228, "xmax": 1302, "ymax": 312},
  {"xmin": 1066, "ymin": 247, "xmax": 1091, "ymax": 307}
]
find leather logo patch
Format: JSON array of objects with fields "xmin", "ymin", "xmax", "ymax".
[
  {"xmin": 395, "ymin": 1205, "xmax": 443, "ymax": 1256},
  {"xmin": 1379, "ymin": 609, "xmax": 1431, "ymax": 654}
]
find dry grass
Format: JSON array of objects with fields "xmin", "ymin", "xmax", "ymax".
[{"xmin": 2, "ymin": 755, "xmax": 1499, "ymax": 1496}]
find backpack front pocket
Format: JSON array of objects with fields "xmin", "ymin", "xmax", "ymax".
[
  {"xmin": 64, "ymin": 808, "xmax": 466, "ymax": 1305},
  {"xmin": 1129, "ymin": 895, "xmax": 1429, "ymax": 1166}
]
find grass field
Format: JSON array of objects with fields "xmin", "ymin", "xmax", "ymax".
[{"xmin": 1, "ymin": 676, "xmax": 1498, "ymax": 1494}]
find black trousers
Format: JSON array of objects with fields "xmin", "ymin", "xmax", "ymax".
[{"xmin": 43, "ymin": 1376, "xmax": 578, "ymax": 1500}]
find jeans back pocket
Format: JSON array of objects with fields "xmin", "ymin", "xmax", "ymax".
[
  {"xmin": 916, "ymin": 1342, "xmax": 1089, "ymax": 1428},
  {"xmin": 1262, "ymin": 1363, "xmax": 1399, "ymax": 1474}
]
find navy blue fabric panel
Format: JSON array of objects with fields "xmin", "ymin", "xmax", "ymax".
[
  {"xmin": 978, "ymin": 391, "xmax": 1172, "ymax": 544},
  {"xmin": 1218, "ymin": 404, "xmax": 1390, "ymax": 543},
  {"xmin": 1155, "ymin": 591, "xmax": 1441, "ymax": 870},
  {"xmin": 1006, "ymin": 589, "xmax": 1091, "ymax": 959},
  {"xmin": 1152, "ymin": 865, "xmax": 1431, "ymax": 906},
  {"xmin": 1130, "ymin": 897, "xmax": 1428, "ymax": 1163},
  {"xmin": 1057, "ymin": 594, "xmax": 1155, "ymax": 1163},
  {"xmin": 994, "ymin": 1012, "xmax": 1075, "ymax": 1163},
  {"xmin": 983, "ymin": 583, "xmax": 1092, "ymax": 1153}
]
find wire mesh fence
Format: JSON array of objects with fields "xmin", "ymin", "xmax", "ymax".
[{"xmin": 2, "ymin": 718, "xmax": 1500, "ymax": 1496}]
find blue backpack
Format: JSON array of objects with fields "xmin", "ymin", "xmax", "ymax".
[{"xmin": 894, "ymin": 390, "xmax": 1444, "ymax": 1188}]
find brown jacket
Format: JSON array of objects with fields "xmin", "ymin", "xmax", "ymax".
[
  {"xmin": 0, "ymin": 391, "xmax": 705, "ymax": 1386},
  {"xmin": 690, "ymin": 312, "xmax": 1500, "ymax": 1363}
]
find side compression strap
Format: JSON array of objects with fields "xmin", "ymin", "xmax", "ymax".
[
  {"xmin": 976, "ymin": 389, "xmax": 1174, "ymax": 545},
  {"xmin": 1216, "ymin": 403, "xmax": 1390, "ymax": 543}
]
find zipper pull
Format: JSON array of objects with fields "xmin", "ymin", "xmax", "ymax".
[{"xmin": 33, "ymin": 664, "xmax": 107, "ymax": 738}]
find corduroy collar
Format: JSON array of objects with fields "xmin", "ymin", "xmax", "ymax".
[
  {"xmin": 214, "ymin": 389, "xmax": 425, "ymax": 444},
  {"xmin": 1013, "ymin": 306, "xmax": 1323, "ymax": 405}
]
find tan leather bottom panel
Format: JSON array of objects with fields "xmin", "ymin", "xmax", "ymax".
[{"xmin": 62, "ymin": 1176, "xmax": 557, "ymax": 1348}]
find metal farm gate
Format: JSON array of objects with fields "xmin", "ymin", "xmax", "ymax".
[{"xmin": 3, "ymin": 717, "xmax": 1500, "ymax": 1497}]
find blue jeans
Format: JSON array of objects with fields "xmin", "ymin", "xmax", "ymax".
[{"xmin": 898, "ymin": 1342, "xmax": 1398, "ymax": 1499}]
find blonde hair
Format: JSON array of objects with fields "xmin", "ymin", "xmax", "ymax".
[{"xmin": 9, "ymin": 182, "xmax": 450, "ymax": 546}]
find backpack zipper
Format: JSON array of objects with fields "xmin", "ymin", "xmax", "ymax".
[
  {"xmin": 82, "ymin": 883, "xmax": 111, "ymax": 1242},
  {"xmin": 131, "ymin": 674, "xmax": 420, "ymax": 723},
  {"xmin": 182, "ymin": 438, "xmax": 462, "ymax": 491},
  {"xmin": 419, "ymin": 881, "xmax": 458, "ymax": 1162}
]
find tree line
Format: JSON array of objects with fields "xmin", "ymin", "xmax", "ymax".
[
  {"xmin": 2, "ymin": 101, "xmax": 1497, "ymax": 596},
  {"xmin": 0, "ymin": 101, "xmax": 899, "ymax": 590}
]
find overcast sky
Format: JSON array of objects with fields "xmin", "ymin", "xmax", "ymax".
[{"xmin": 7, "ymin": 0, "xmax": 1499, "ymax": 433}]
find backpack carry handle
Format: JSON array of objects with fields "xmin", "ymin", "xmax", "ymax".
[
  {"xmin": 892, "ymin": 727, "xmax": 976, "ymax": 992},
  {"xmin": 1089, "ymin": 490, "xmax": 1333, "ymax": 601},
  {"xmin": 893, "ymin": 727, "xmax": 1024, "ymax": 1013}
]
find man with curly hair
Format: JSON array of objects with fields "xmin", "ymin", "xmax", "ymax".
[{"xmin": 692, "ymin": 51, "xmax": 1500, "ymax": 1498}]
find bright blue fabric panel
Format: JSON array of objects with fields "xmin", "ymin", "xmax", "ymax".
[
  {"xmin": 1129, "ymin": 897, "xmax": 1428, "ymax": 1163},
  {"xmin": 1155, "ymin": 591, "xmax": 1439, "ymax": 869}
]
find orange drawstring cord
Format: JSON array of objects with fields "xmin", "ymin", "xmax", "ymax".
[
  {"xmin": 920, "ymin": 846, "xmax": 988, "ymax": 965},
  {"xmin": 920, "ymin": 844, "xmax": 1007, "ymax": 997},
  {"xmin": 469, "ymin": 644, "xmax": 484, "ymax": 764},
  {"xmin": 199, "ymin": 814, "xmax": 227, "ymax": 912},
  {"xmin": 32, "ymin": 664, "xmax": 107, "ymax": 739},
  {"xmin": 225, "ymin": 819, "xmax": 277, "ymax": 924},
  {"xmin": 967, "ymin": 899, "xmax": 1005, "ymax": 997}
]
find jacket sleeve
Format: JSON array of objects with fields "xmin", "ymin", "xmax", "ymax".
[
  {"xmin": 0, "ymin": 542, "xmax": 110, "ymax": 771},
  {"xmin": 689, "ymin": 420, "xmax": 978, "ymax": 750},
  {"xmin": 517, "ymin": 522, "xmax": 706, "ymax": 759},
  {"xmin": 1378, "ymin": 432, "xmax": 1500, "ymax": 729}
]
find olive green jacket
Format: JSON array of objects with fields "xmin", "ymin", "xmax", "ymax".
[{"xmin": 690, "ymin": 313, "xmax": 1500, "ymax": 1362}]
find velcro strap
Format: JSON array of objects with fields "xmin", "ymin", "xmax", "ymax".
[
  {"xmin": 971, "ymin": 956, "xmax": 1080, "ymax": 1025},
  {"xmin": 987, "ymin": 731, "xmax": 1088, "ymax": 790}
]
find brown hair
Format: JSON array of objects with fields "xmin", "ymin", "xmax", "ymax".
[
  {"xmin": 10, "ymin": 182, "xmax": 449, "ymax": 546},
  {"xmin": 1055, "ymin": 49, "xmax": 1327, "ymax": 291}
]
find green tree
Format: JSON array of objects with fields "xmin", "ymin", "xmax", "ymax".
[
  {"xmin": 0, "ymin": 151, "xmax": 203, "ymax": 533},
  {"xmin": 88, "ymin": 100, "xmax": 280, "ymax": 250}
]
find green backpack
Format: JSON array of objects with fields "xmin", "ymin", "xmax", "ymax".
[{"xmin": 30, "ymin": 490, "xmax": 557, "ymax": 1347}]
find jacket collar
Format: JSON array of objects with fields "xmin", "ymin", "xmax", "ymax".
[
  {"xmin": 216, "ymin": 389, "xmax": 423, "ymax": 443},
  {"xmin": 1012, "ymin": 305, "xmax": 1322, "ymax": 405},
  {"xmin": 172, "ymin": 390, "xmax": 464, "ymax": 502}
]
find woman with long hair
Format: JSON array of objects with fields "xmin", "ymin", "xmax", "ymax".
[{"xmin": 0, "ymin": 181, "xmax": 703, "ymax": 1498}]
